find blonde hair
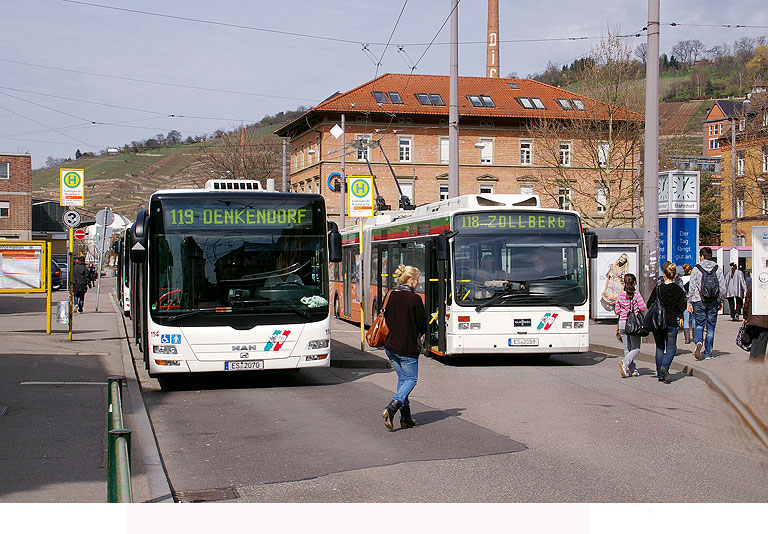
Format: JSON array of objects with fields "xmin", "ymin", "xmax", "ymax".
[
  {"xmin": 394, "ymin": 264, "xmax": 419, "ymax": 284},
  {"xmin": 663, "ymin": 262, "xmax": 677, "ymax": 280},
  {"xmin": 682, "ymin": 263, "xmax": 693, "ymax": 275}
]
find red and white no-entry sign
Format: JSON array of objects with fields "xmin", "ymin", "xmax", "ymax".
[{"xmin": 74, "ymin": 229, "xmax": 86, "ymax": 240}]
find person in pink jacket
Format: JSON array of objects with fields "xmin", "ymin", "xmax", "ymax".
[{"xmin": 614, "ymin": 273, "xmax": 647, "ymax": 378}]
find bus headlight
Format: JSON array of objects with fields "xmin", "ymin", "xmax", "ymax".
[
  {"xmin": 153, "ymin": 345, "xmax": 178, "ymax": 354},
  {"xmin": 307, "ymin": 339, "xmax": 330, "ymax": 350},
  {"xmin": 305, "ymin": 354, "xmax": 328, "ymax": 361},
  {"xmin": 154, "ymin": 359, "xmax": 180, "ymax": 366}
]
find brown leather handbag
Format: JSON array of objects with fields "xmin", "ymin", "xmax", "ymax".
[{"xmin": 366, "ymin": 290, "xmax": 394, "ymax": 348}]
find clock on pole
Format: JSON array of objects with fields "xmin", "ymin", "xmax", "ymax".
[{"xmin": 658, "ymin": 170, "xmax": 700, "ymax": 270}]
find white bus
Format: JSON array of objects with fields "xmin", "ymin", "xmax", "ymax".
[
  {"xmin": 331, "ymin": 194, "xmax": 598, "ymax": 357},
  {"xmin": 129, "ymin": 179, "xmax": 341, "ymax": 385}
]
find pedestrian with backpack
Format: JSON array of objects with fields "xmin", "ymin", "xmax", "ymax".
[
  {"xmin": 687, "ymin": 247, "xmax": 727, "ymax": 360},
  {"xmin": 614, "ymin": 273, "xmax": 647, "ymax": 378},
  {"xmin": 647, "ymin": 262, "xmax": 688, "ymax": 383}
]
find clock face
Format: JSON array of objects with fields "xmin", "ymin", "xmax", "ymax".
[
  {"xmin": 658, "ymin": 175, "xmax": 669, "ymax": 201},
  {"xmin": 672, "ymin": 174, "xmax": 697, "ymax": 201}
]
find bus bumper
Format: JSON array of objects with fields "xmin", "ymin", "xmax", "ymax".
[{"xmin": 447, "ymin": 332, "xmax": 589, "ymax": 355}]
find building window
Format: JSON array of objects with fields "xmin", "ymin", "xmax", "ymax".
[
  {"xmin": 440, "ymin": 119, "xmax": 446, "ymax": 127},
  {"xmin": 439, "ymin": 137, "xmax": 449, "ymax": 163},
  {"xmin": 762, "ymin": 190, "xmax": 768, "ymax": 215},
  {"xmin": 508, "ymin": 82, "xmax": 519, "ymax": 89},
  {"xmin": 517, "ymin": 97, "xmax": 534, "ymax": 109},
  {"xmin": 531, "ymin": 98, "xmax": 546, "ymax": 109},
  {"xmin": 387, "ymin": 92, "xmax": 403, "ymax": 104},
  {"xmin": 572, "ymin": 99, "xmax": 586, "ymax": 111},
  {"xmin": 480, "ymin": 95, "xmax": 495, "ymax": 107},
  {"xmin": 559, "ymin": 142, "xmax": 572, "ymax": 166},
  {"xmin": 372, "ymin": 91, "xmax": 388, "ymax": 103},
  {"xmin": 467, "ymin": 95, "xmax": 495, "ymax": 107},
  {"xmin": 300, "ymin": 144, "xmax": 305, "ymax": 168},
  {"xmin": 520, "ymin": 184, "xmax": 534, "ymax": 196},
  {"xmin": 357, "ymin": 135, "xmax": 371, "ymax": 161},
  {"xmin": 556, "ymin": 98, "xmax": 573, "ymax": 110},
  {"xmin": 0, "ymin": 163, "xmax": 7, "ymax": 180},
  {"xmin": 479, "ymin": 183, "xmax": 495, "ymax": 194},
  {"xmin": 479, "ymin": 138, "xmax": 493, "ymax": 164},
  {"xmin": 738, "ymin": 234, "xmax": 747, "ymax": 246},
  {"xmin": 398, "ymin": 136, "xmax": 413, "ymax": 162},
  {"xmin": 739, "ymin": 118, "xmax": 746, "ymax": 132},
  {"xmin": 763, "ymin": 112, "xmax": 768, "ymax": 127},
  {"xmin": 429, "ymin": 94, "xmax": 445, "ymax": 106},
  {"xmin": 737, "ymin": 154, "xmax": 745, "ymax": 176},
  {"xmin": 763, "ymin": 149, "xmax": 768, "ymax": 174},
  {"xmin": 415, "ymin": 93, "xmax": 431, "ymax": 105},
  {"xmin": 468, "ymin": 95, "xmax": 484, "ymax": 107},
  {"xmin": 737, "ymin": 190, "xmax": 745, "ymax": 217},
  {"xmin": 596, "ymin": 187, "xmax": 607, "ymax": 213},
  {"xmin": 439, "ymin": 183, "xmax": 449, "ymax": 201},
  {"xmin": 597, "ymin": 142, "xmax": 610, "ymax": 168},
  {"xmin": 709, "ymin": 138, "xmax": 720, "ymax": 150},
  {"xmin": 520, "ymin": 140, "xmax": 532, "ymax": 165},
  {"xmin": 0, "ymin": 201, "xmax": 9, "ymax": 217},
  {"xmin": 558, "ymin": 187, "xmax": 572, "ymax": 210}
]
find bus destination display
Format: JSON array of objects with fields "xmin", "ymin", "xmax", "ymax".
[
  {"xmin": 455, "ymin": 212, "xmax": 578, "ymax": 233},
  {"xmin": 159, "ymin": 199, "xmax": 321, "ymax": 230}
]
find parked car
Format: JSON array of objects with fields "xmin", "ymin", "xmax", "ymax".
[
  {"xmin": 52, "ymin": 254, "xmax": 68, "ymax": 287},
  {"xmin": 51, "ymin": 260, "xmax": 62, "ymax": 290}
]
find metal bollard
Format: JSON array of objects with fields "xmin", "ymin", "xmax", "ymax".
[{"xmin": 108, "ymin": 429, "xmax": 133, "ymax": 503}]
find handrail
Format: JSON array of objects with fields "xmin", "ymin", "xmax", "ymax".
[{"xmin": 107, "ymin": 376, "xmax": 133, "ymax": 503}]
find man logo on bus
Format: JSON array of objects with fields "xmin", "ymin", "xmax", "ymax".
[
  {"xmin": 264, "ymin": 329, "xmax": 291, "ymax": 351},
  {"xmin": 537, "ymin": 313, "xmax": 558, "ymax": 330}
]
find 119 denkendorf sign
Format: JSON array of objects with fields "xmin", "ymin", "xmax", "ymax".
[{"xmin": 60, "ymin": 169, "xmax": 85, "ymax": 207}]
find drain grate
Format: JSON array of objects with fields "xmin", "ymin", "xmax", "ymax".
[
  {"xmin": 175, "ymin": 487, "xmax": 240, "ymax": 503},
  {"xmin": 0, "ymin": 407, "xmax": 7, "ymax": 416}
]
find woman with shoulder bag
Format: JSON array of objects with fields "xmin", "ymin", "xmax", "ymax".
[
  {"xmin": 614, "ymin": 273, "xmax": 647, "ymax": 378},
  {"xmin": 743, "ymin": 286, "xmax": 768, "ymax": 360},
  {"xmin": 647, "ymin": 262, "xmax": 688, "ymax": 383},
  {"xmin": 381, "ymin": 264, "xmax": 428, "ymax": 431}
]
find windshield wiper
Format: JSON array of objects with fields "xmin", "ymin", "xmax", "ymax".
[
  {"xmin": 475, "ymin": 290, "xmax": 576, "ymax": 312},
  {"xmin": 475, "ymin": 291, "xmax": 525, "ymax": 312},
  {"xmin": 165, "ymin": 307, "xmax": 223, "ymax": 322}
]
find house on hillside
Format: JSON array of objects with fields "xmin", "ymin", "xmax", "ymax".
[
  {"xmin": 703, "ymin": 100, "xmax": 745, "ymax": 158},
  {"xmin": 716, "ymin": 84, "xmax": 768, "ymax": 248},
  {"xmin": 0, "ymin": 153, "xmax": 32, "ymax": 241},
  {"xmin": 275, "ymin": 73, "xmax": 643, "ymax": 229}
]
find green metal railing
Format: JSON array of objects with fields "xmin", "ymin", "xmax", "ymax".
[{"xmin": 107, "ymin": 376, "xmax": 133, "ymax": 503}]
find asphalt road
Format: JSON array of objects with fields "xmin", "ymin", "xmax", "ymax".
[{"xmin": 133, "ymin": 319, "xmax": 768, "ymax": 503}]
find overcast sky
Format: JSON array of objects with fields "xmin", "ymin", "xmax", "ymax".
[{"xmin": 3, "ymin": 0, "xmax": 768, "ymax": 168}]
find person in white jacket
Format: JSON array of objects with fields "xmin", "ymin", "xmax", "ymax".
[
  {"xmin": 687, "ymin": 247, "xmax": 727, "ymax": 360},
  {"xmin": 724, "ymin": 262, "xmax": 747, "ymax": 321}
]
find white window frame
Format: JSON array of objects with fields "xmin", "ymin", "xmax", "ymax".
[
  {"xmin": 596, "ymin": 187, "xmax": 607, "ymax": 213},
  {"xmin": 398, "ymin": 136, "xmax": 413, "ymax": 162},
  {"xmin": 558, "ymin": 187, "xmax": 572, "ymax": 210},
  {"xmin": 737, "ymin": 194, "xmax": 745, "ymax": 218},
  {"xmin": 478, "ymin": 182, "xmax": 495, "ymax": 194},
  {"xmin": 597, "ymin": 141, "xmax": 610, "ymax": 168},
  {"xmin": 479, "ymin": 138, "xmax": 494, "ymax": 165},
  {"xmin": 559, "ymin": 142, "xmax": 572, "ymax": 166},
  {"xmin": 519, "ymin": 184, "xmax": 534, "ymax": 196},
  {"xmin": 300, "ymin": 144, "xmax": 305, "ymax": 168},
  {"xmin": 0, "ymin": 163, "xmax": 8, "ymax": 180},
  {"xmin": 0, "ymin": 201, "xmax": 9, "ymax": 218},
  {"xmin": 709, "ymin": 138, "xmax": 720, "ymax": 150},
  {"xmin": 439, "ymin": 137, "xmax": 449, "ymax": 164},
  {"xmin": 763, "ymin": 112, "xmax": 768, "ymax": 127},
  {"xmin": 357, "ymin": 134, "xmax": 371, "ymax": 161},
  {"xmin": 438, "ymin": 183, "xmax": 449, "ymax": 201},
  {"xmin": 519, "ymin": 140, "xmax": 532, "ymax": 165},
  {"xmin": 763, "ymin": 149, "xmax": 768, "ymax": 174},
  {"xmin": 737, "ymin": 155, "xmax": 745, "ymax": 176},
  {"xmin": 762, "ymin": 191, "xmax": 768, "ymax": 215}
]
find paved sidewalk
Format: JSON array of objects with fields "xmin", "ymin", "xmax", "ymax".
[
  {"xmin": 590, "ymin": 316, "xmax": 768, "ymax": 448},
  {"xmin": 0, "ymin": 278, "xmax": 171, "ymax": 503}
]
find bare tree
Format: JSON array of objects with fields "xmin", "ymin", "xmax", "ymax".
[
  {"xmin": 527, "ymin": 32, "xmax": 644, "ymax": 228},
  {"xmin": 196, "ymin": 129, "xmax": 282, "ymax": 187},
  {"xmin": 689, "ymin": 39, "xmax": 706, "ymax": 63},
  {"xmin": 634, "ymin": 43, "xmax": 647, "ymax": 64}
]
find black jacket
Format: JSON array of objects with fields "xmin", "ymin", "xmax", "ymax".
[
  {"xmin": 647, "ymin": 282, "xmax": 687, "ymax": 327},
  {"xmin": 383, "ymin": 289, "xmax": 428, "ymax": 357},
  {"xmin": 72, "ymin": 260, "xmax": 90, "ymax": 292}
]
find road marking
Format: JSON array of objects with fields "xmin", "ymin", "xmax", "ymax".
[{"xmin": 20, "ymin": 381, "xmax": 106, "ymax": 386}]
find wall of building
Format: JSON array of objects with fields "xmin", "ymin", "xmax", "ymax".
[
  {"xmin": 0, "ymin": 154, "xmax": 32, "ymax": 240},
  {"xmin": 719, "ymin": 142, "xmax": 768, "ymax": 247}
]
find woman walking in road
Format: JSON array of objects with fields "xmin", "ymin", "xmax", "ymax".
[
  {"xmin": 72, "ymin": 255, "xmax": 90, "ymax": 313},
  {"xmin": 614, "ymin": 273, "xmax": 646, "ymax": 378},
  {"xmin": 647, "ymin": 262, "xmax": 688, "ymax": 383},
  {"xmin": 381, "ymin": 264, "xmax": 428, "ymax": 430}
]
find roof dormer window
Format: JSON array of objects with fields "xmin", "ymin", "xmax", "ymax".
[
  {"xmin": 556, "ymin": 98, "xmax": 573, "ymax": 110},
  {"xmin": 387, "ymin": 92, "xmax": 403, "ymax": 104},
  {"xmin": 480, "ymin": 95, "xmax": 495, "ymax": 107},
  {"xmin": 517, "ymin": 97, "xmax": 534, "ymax": 109},
  {"xmin": 416, "ymin": 93, "xmax": 431, "ymax": 105},
  {"xmin": 467, "ymin": 95, "xmax": 495, "ymax": 107},
  {"xmin": 372, "ymin": 91, "xmax": 388, "ymax": 104},
  {"xmin": 508, "ymin": 82, "xmax": 520, "ymax": 89},
  {"xmin": 531, "ymin": 98, "xmax": 546, "ymax": 109},
  {"xmin": 429, "ymin": 93, "xmax": 445, "ymax": 106},
  {"xmin": 572, "ymin": 99, "xmax": 586, "ymax": 111},
  {"xmin": 468, "ymin": 95, "xmax": 483, "ymax": 107}
]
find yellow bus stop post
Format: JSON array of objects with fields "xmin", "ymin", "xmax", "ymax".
[
  {"xmin": 46, "ymin": 242, "xmax": 52, "ymax": 334},
  {"xmin": 359, "ymin": 218, "xmax": 365, "ymax": 352},
  {"xmin": 68, "ymin": 227, "xmax": 73, "ymax": 341}
]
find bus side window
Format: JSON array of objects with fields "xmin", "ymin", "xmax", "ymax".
[
  {"xmin": 389, "ymin": 244, "xmax": 400, "ymax": 288},
  {"xmin": 414, "ymin": 241, "xmax": 426, "ymax": 292}
]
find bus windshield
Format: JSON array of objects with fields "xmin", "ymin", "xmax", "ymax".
[
  {"xmin": 452, "ymin": 211, "xmax": 587, "ymax": 308},
  {"xmin": 148, "ymin": 195, "xmax": 329, "ymax": 326}
]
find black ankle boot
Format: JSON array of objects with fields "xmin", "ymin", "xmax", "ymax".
[
  {"xmin": 382, "ymin": 400, "xmax": 402, "ymax": 430},
  {"xmin": 399, "ymin": 405, "xmax": 419, "ymax": 429}
]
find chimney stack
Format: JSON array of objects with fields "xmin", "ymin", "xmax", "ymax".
[{"xmin": 486, "ymin": 0, "xmax": 499, "ymax": 78}]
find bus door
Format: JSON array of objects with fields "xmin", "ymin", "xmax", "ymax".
[
  {"xmin": 425, "ymin": 237, "xmax": 450, "ymax": 355},
  {"xmin": 371, "ymin": 244, "xmax": 387, "ymax": 319},
  {"xmin": 342, "ymin": 246, "xmax": 354, "ymax": 318}
]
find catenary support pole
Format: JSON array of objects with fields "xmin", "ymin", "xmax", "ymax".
[
  {"xmin": 731, "ymin": 117, "xmax": 738, "ymax": 246},
  {"xmin": 282, "ymin": 137, "xmax": 288, "ymax": 193},
  {"xmin": 448, "ymin": 0, "xmax": 459, "ymax": 198},
  {"xmin": 95, "ymin": 207, "xmax": 110, "ymax": 312},
  {"xmin": 642, "ymin": 0, "xmax": 661, "ymax": 295},
  {"xmin": 340, "ymin": 114, "xmax": 347, "ymax": 229}
]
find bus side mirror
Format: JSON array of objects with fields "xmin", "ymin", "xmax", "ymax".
[
  {"xmin": 436, "ymin": 230, "xmax": 457, "ymax": 261},
  {"xmin": 584, "ymin": 230, "xmax": 598, "ymax": 259},
  {"xmin": 328, "ymin": 221, "xmax": 342, "ymax": 263},
  {"xmin": 130, "ymin": 209, "xmax": 148, "ymax": 264}
]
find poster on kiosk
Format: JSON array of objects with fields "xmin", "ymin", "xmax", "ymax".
[{"xmin": 593, "ymin": 244, "xmax": 640, "ymax": 319}]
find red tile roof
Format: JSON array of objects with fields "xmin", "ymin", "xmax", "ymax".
[{"xmin": 276, "ymin": 73, "xmax": 642, "ymax": 135}]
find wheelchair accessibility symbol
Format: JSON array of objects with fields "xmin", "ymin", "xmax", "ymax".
[
  {"xmin": 161, "ymin": 334, "xmax": 181, "ymax": 344},
  {"xmin": 351, "ymin": 179, "xmax": 370, "ymax": 198}
]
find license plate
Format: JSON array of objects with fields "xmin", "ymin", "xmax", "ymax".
[
  {"xmin": 509, "ymin": 338, "xmax": 538, "ymax": 346},
  {"xmin": 224, "ymin": 360, "xmax": 263, "ymax": 371}
]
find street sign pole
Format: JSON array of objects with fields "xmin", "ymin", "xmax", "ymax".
[
  {"xmin": 69, "ymin": 227, "xmax": 73, "ymax": 341},
  {"xmin": 94, "ymin": 207, "xmax": 112, "ymax": 312}
]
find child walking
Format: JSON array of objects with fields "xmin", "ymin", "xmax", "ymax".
[{"xmin": 614, "ymin": 273, "xmax": 647, "ymax": 377}]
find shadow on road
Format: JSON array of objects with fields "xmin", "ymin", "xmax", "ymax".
[{"xmin": 431, "ymin": 351, "xmax": 609, "ymax": 368}]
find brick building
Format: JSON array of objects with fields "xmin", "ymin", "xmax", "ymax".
[
  {"xmin": 275, "ymin": 74, "xmax": 642, "ymax": 229},
  {"xmin": 0, "ymin": 153, "xmax": 32, "ymax": 241}
]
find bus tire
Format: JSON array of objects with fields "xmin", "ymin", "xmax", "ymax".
[
  {"xmin": 333, "ymin": 296, "xmax": 340, "ymax": 319},
  {"xmin": 157, "ymin": 376, "xmax": 177, "ymax": 391}
]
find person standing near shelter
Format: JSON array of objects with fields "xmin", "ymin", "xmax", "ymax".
[
  {"xmin": 687, "ymin": 247, "xmax": 727, "ymax": 360},
  {"xmin": 72, "ymin": 255, "xmax": 90, "ymax": 313},
  {"xmin": 614, "ymin": 273, "xmax": 647, "ymax": 378},
  {"xmin": 725, "ymin": 262, "xmax": 747, "ymax": 321},
  {"xmin": 647, "ymin": 262, "xmax": 688, "ymax": 383},
  {"xmin": 742, "ymin": 286, "xmax": 768, "ymax": 360},
  {"xmin": 381, "ymin": 265, "xmax": 428, "ymax": 430}
]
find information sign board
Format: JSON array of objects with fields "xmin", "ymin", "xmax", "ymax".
[
  {"xmin": 0, "ymin": 242, "xmax": 44, "ymax": 292},
  {"xmin": 752, "ymin": 226, "xmax": 768, "ymax": 315},
  {"xmin": 347, "ymin": 175, "xmax": 374, "ymax": 218},
  {"xmin": 60, "ymin": 169, "xmax": 85, "ymax": 207}
]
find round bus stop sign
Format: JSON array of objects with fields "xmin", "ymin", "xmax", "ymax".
[{"xmin": 74, "ymin": 228, "xmax": 86, "ymax": 240}]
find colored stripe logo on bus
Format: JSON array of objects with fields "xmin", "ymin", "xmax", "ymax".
[
  {"xmin": 264, "ymin": 329, "xmax": 291, "ymax": 351},
  {"xmin": 537, "ymin": 313, "xmax": 558, "ymax": 330}
]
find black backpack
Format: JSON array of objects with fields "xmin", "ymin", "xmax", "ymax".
[
  {"xmin": 644, "ymin": 282, "xmax": 667, "ymax": 332},
  {"xmin": 697, "ymin": 264, "xmax": 720, "ymax": 302}
]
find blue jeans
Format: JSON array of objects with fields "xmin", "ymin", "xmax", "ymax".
[
  {"xmin": 683, "ymin": 309, "xmax": 691, "ymax": 329},
  {"xmin": 385, "ymin": 349, "xmax": 418, "ymax": 406},
  {"xmin": 653, "ymin": 325, "xmax": 678, "ymax": 377},
  {"xmin": 693, "ymin": 301, "xmax": 719, "ymax": 358}
]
